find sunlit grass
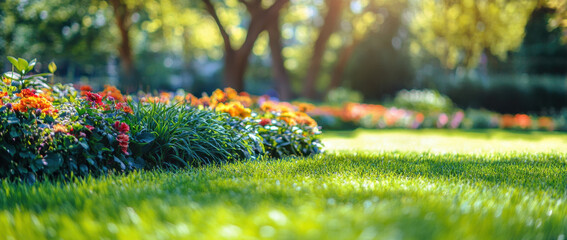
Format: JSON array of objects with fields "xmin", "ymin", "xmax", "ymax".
[
  {"xmin": 1, "ymin": 129, "xmax": 566, "ymax": 239},
  {"xmin": 323, "ymin": 129, "xmax": 567, "ymax": 153}
]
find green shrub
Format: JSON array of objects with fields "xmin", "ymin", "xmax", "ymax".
[
  {"xmin": 256, "ymin": 118, "xmax": 323, "ymax": 159},
  {"xmin": 393, "ymin": 89, "xmax": 454, "ymax": 113},
  {"xmin": 326, "ymin": 87, "xmax": 363, "ymax": 106}
]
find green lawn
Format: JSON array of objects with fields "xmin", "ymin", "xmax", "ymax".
[{"xmin": 1, "ymin": 130, "xmax": 567, "ymax": 239}]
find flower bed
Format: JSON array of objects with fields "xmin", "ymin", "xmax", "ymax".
[
  {"xmin": 0, "ymin": 57, "xmax": 323, "ymax": 182},
  {"xmin": 307, "ymin": 102, "xmax": 563, "ymax": 131}
]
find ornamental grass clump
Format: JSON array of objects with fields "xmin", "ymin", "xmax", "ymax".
[{"xmin": 126, "ymin": 103, "xmax": 260, "ymax": 168}]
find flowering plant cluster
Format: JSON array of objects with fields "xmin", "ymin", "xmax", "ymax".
[
  {"xmin": 0, "ymin": 57, "xmax": 323, "ymax": 182},
  {"xmin": 308, "ymin": 102, "xmax": 564, "ymax": 131},
  {"xmin": 139, "ymin": 87, "xmax": 323, "ymax": 159}
]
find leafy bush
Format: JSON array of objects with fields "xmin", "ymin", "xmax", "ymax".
[
  {"xmin": 256, "ymin": 118, "xmax": 323, "ymax": 158},
  {"xmin": 0, "ymin": 58, "xmax": 133, "ymax": 181},
  {"xmin": 326, "ymin": 87, "xmax": 363, "ymax": 106},
  {"xmin": 393, "ymin": 89, "xmax": 454, "ymax": 113}
]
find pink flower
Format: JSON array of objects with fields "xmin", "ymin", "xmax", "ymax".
[
  {"xmin": 437, "ymin": 113, "xmax": 449, "ymax": 128},
  {"xmin": 259, "ymin": 118, "xmax": 271, "ymax": 126}
]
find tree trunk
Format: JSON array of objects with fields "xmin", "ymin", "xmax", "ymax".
[
  {"xmin": 267, "ymin": 14, "xmax": 292, "ymax": 100},
  {"xmin": 203, "ymin": 0, "xmax": 289, "ymax": 92},
  {"xmin": 109, "ymin": 0, "xmax": 137, "ymax": 93},
  {"xmin": 224, "ymin": 49, "xmax": 249, "ymax": 92},
  {"xmin": 302, "ymin": 0, "xmax": 344, "ymax": 99},
  {"xmin": 326, "ymin": 39, "xmax": 360, "ymax": 94}
]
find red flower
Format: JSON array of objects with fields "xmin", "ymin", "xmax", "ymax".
[
  {"xmin": 115, "ymin": 102, "xmax": 133, "ymax": 114},
  {"xmin": 84, "ymin": 91, "xmax": 103, "ymax": 105},
  {"xmin": 85, "ymin": 125, "xmax": 94, "ymax": 131},
  {"xmin": 117, "ymin": 133, "xmax": 129, "ymax": 155},
  {"xmin": 17, "ymin": 89, "xmax": 37, "ymax": 98},
  {"xmin": 259, "ymin": 118, "xmax": 271, "ymax": 126},
  {"xmin": 80, "ymin": 85, "xmax": 93, "ymax": 92},
  {"xmin": 113, "ymin": 121, "xmax": 130, "ymax": 133}
]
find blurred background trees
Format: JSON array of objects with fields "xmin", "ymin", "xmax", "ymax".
[{"xmin": 1, "ymin": 0, "xmax": 567, "ymax": 114}]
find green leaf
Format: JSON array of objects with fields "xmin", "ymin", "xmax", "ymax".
[
  {"xmin": 48, "ymin": 62, "xmax": 57, "ymax": 73},
  {"xmin": 26, "ymin": 59, "xmax": 37, "ymax": 72},
  {"xmin": 23, "ymin": 73, "xmax": 51, "ymax": 79},
  {"xmin": 3, "ymin": 72, "xmax": 21, "ymax": 80},
  {"xmin": 2, "ymin": 145, "xmax": 16, "ymax": 157},
  {"xmin": 17, "ymin": 58, "xmax": 28, "ymax": 73},
  {"xmin": 44, "ymin": 153, "xmax": 63, "ymax": 174},
  {"xmin": 7, "ymin": 56, "xmax": 18, "ymax": 67},
  {"xmin": 7, "ymin": 116, "xmax": 20, "ymax": 125},
  {"xmin": 78, "ymin": 141, "xmax": 89, "ymax": 150},
  {"xmin": 113, "ymin": 156, "xmax": 126, "ymax": 170},
  {"xmin": 135, "ymin": 132, "xmax": 155, "ymax": 144}
]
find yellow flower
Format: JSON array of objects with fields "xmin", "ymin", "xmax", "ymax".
[{"xmin": 216, "ymin": 102, "xmax": 251, "ymax": 118}]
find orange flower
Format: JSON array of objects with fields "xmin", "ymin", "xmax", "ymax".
[
  {"xmin": 0, "ymin": 91, "xmax": 8, "ymax": 105},
  {"xmin": 53, "ymin": 124, "xmax": 68, "ymax": 133},
  {"xmin": 538, "ymin": 117, "xmax": 554, "ymax": 131},
  {"xmin": 514, "ymin": 114, "xmax": 531, "ymax": 129},
  {"xmin": 16, "ymin": 89, "xmax": 37, "ymax": 98},
  {"xmin": 500, "ymin": 114, "xmax": 515, "ymax": 129},
  {"xmin": 13, "ymin": 94, "xmax": 56, "ymax": 115},
  {"xmin": 260, "ymin": 101, "xmax": 293, "ymax": 113},
  {"xmin": 184, "ymin": 93, "xmax": 201, "ymax": 106},
  {"xmin": 80, "ymin": 85, "xmax": 93, "ymax": 92},
  {"xmin": 199, "ymin": 95, "xmax": 212, "ymax": 107},
  {"xmin": 224, "ymin": 87, "xmax": 238, "ymax": 100},
  {"xmin": 216, "ymin": 102, "xmax": 251, "ymax": 118},
  {"xmin": 38, "ymin": 89, "xmax": 54, "ymax": 102},
  {"xmin": 159, "ymin": 92, "xmax": 172, "ymax": 104},
  {"xmin": 294, "ymin": 112, "xmax": 318, "ymax": 127},
  {"xmin": 100, "ymin": 85, "xmax": 124, "ymax": 102},
  {"xmin": 278, "ymin": 112, "xmax": 297, "ymax": 126},
  {"xmin": 296, "ymin": 102, "xmax": 315, "ymax": 113},
  {"xmin": 211, "ymin": 89, "xmax": 227, "ymax": 103},
  {"xmin": 415, "ymin": 113, "xmax": 425, "ymax": 123}
]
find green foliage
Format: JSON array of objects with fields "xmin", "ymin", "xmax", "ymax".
[
  {"xmin": 257, "ymin": 119, "xmax": 323, "ymax": 159},
  {"xmin": 325, "ymin": 87, "xmax": 363, "ymax": 105},
  {"xmin": 393, "ymin": 89, "xmax": 454, "ymax": 113},
  {"xmin": 126, "ymin": 103, "xmax": 257, "ymax": 168},
  {"xmin": 410, "ymin": 0, "xmax": 538, "ymax": 69}
]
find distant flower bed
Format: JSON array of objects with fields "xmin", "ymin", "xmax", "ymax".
[
  {"xmin": 307, "ymin": 102, "xmax": 563, "ymax": 131},
  {"xmin": 0, "ymin": 57, "xmax": 322, "ymax": 182}
]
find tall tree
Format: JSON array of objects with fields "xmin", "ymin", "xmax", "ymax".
[
  {"xmin": 409, "ymin": 0, "xmax": 538, "ymax": 69},
  {"xmin": 327, "ymin": 0, "xmax": 408, "ymax": 94},
  {"xmin": 202, "ymin": 0, "xmax": 289, "ymax": 92}
]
